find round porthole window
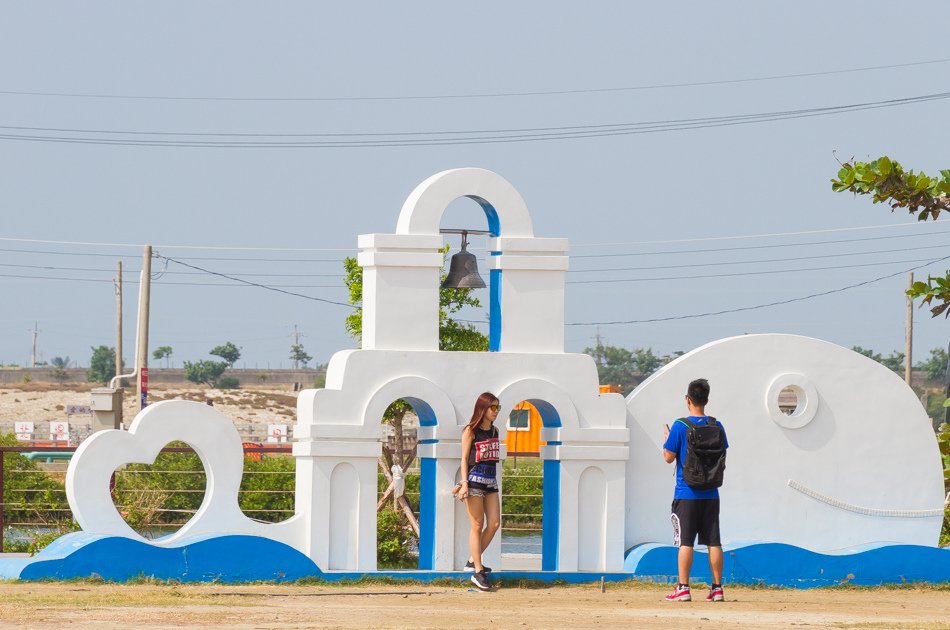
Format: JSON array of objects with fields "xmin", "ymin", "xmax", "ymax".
[{"xmin": 766, "ymin": 374, "xmax": 818, "ymax": 429}]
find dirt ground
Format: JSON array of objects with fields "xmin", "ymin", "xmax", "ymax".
[
  {"xmin": 0, "ymin": 582, "xmax": 948, "ymax": 630},
  {"xmin": 0, "ymin": 383, "xmax": 298, "ymax": 428}
]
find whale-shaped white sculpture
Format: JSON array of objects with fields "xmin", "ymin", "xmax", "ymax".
[{"xmin": 625, "ymin": 334, "xmax": 945, "ymax": 552}]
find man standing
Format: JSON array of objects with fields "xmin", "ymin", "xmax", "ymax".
[{"xmin": 661, "ymin": 378, "xmax": 728, "ymax": 602}]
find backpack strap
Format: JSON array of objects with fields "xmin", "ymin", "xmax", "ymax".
[{"xmin": 675, "ymin": 417, "xmax": 695, "ymax": 429}]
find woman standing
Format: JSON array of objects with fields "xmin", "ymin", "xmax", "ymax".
[{"xmin": 458, "ymin": 392, "xmax": 501, "ymax": 591}]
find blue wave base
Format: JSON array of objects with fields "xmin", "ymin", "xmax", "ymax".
[
  {"xmin": 0, "ymin": 532, "xmax": 322, "ymax": 583},
  {"xmin": 625, "ymin": 542, "xmax": 950, "ymax": 587},
  {"xmin": 2, "ymin": 533, "xmax": 949, "ymax": 587}
]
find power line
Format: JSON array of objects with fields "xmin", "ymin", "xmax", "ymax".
[
  {"xmin": 0, "ymin": 220, "xmax": 938, "ymax": 252},
  {"xmin": 572, "ymin": 227, "xmax": 950, "ymax": 258},
  {"xmin": 0, "ymin": 262, "xmax": 346, "ymax": 277},
  {"xmin": 8, "ymin": 240, "xmax": 946, "ymax": 277},
  {"xmin": 0, "ymin": 92, "xmax": 946, "ymax": 148},
  {"xmin": 155, "ymin": 255, "xmax": 355, "ymax": 308},
  {"xmin": 568, "ymin": 242, "xmax": 950, "ymax": 274},
  {"xmin": 566, "ymin": 254, "xmax": 950, "ymax": 326},
  {"xmin": 566, "ymin": 256, "xmax": 946, "ymax": 284},
  {"xmin": 1, "ymin": 58, "xmax": 946, "ymax": 102},
  {"xmin": 0, "ymin": 236, "xmax": 351, "ymax": 252}
]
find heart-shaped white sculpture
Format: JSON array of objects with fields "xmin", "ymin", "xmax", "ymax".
[{"xmin": 66, "ymin": 400, "xmax": 300, "ymax": 547}]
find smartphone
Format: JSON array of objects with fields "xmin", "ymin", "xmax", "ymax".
[{"xmin": 664, "ymin": 423, "xmax": 670, "ymax": 432}]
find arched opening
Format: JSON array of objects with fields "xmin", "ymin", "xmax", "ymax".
[
  {"xmin": 500, "ymin": 398, "xmax": 561, "ymax": 572},
  {"xmin": 439, "ymin": 197, "xmax": 497, "ymax": 351},
  {"xmin": 375, "ymin": 396, "xmax": 435, "ymax": 569}
]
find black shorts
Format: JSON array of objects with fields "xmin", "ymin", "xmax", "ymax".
[{"xmin": 671, "ymin": 498, "xmax": 721, "ymax": 547}]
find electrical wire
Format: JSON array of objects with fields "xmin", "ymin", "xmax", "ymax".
[
  {"xmin": 565, "ymin": 254, "xmax": 950, "ymax": 326},
  {"xmin": 0, "ymin": 220, "xmax": 938, "ymax": 252},
  {"xmin": 566, "ymin": 256, "xmax": 945, "ymax": 284},
  {"xmin": 572, "ymin": 227, "xmax": 950, "ymax": 258},
  {"xmin": 0, "ymin": 92, "xmax": 946, "ymax": 148},
  {"xmin": 1, "ymin": 57, "xmax": 946, "ymax": 102},
  {"xmin": 154, "ymin": 254, "xmax": 355, "ymax": 308},
  {"xmin": 568, "ymin": 242, "xmax": 950, "ymax": 273},
  {"xmin": 6, "ymin": 240, "xmax": 946, "ymax": 278}
]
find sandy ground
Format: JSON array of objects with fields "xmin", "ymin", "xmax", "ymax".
[
  {"xmin": 0, "ymin": 582, "xmax": 948, "ymax": 629},
  {"xmin": 0, "ymin": 384, "xmax": 298, "ymax": 438}
]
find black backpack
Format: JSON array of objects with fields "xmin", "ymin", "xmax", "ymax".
[{"xmin": 676, "ymin": 417, "xmax": 726, "ymax": 490}]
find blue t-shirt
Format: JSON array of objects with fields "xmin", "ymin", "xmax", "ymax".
[{"xmin": 663, "ymin": 416, "xmax": 728, "ymax": 500}]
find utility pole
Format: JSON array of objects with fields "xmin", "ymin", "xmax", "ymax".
[
  {"xmin": 291, "ymin": 324, "xmax": 303, "ymax": 369},
  {"xmin": 29, "ymin": 322, "xmax": 40, "ymax": 367},
  {"xmin": 136, "ymin": 246, "xmax": 152, "ymax": 409},
  {"xmin": 905, "ymin": 272, "xmax": 913, "ymax": 385},
  {"xmin": 115, "ymin": 260, "xmax": 123, "ymax": 385}
]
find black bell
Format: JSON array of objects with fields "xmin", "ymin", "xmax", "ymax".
[{"xmin": 441, "ymin": 233, "xmax": 486, "ymax": 289}]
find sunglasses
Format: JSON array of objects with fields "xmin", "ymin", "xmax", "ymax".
[{"xmin": 488, "ymin": 404, "xmax": 501, "ymax": 412}]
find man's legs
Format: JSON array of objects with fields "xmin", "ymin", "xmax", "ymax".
[
  {"xmin": 677, "ymin": 545, "xmax": 694, "ymax": 585},
  {"xmin": 708, "ymin": 545, "xmax": 723, "ymax": 585}
]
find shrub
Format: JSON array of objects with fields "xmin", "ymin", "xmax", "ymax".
[
  {"xmin": 216, "ymin": 376, "xmax": 240, "ymax": 389},
  {"xmin": 377, "ymin": 508, "xmax": 417, "ymax": 568}
]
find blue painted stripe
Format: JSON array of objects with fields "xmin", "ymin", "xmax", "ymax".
[
  {"xmin": 7, "ymin": 532, "xmax": 950, "ymax": 587},
  {"xmin": 489, "ymin": 269, "xmax": 502, "ymax": 352},
  {"xmin": 541, "ymin": 459, "xmax": 561, "ymax": 571},
  {"xmin": 417, "ymin": 457, "xmax": 437, "ymax": 570},
  {"xmin": 470, "ymin": 196, "xmax": 501, "ymax": 236}
]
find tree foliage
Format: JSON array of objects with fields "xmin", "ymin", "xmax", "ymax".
[
  {"xmin": 850, "ymin": 346, "xmax": 905, "ymax": 375},
  {"xmin": 183, "ymin": 360, "xmax": 227, "ymax": 387},
  {"xmin": 290, "ymin": 343, "xmax": 312, "ymax": 367},
  {"xmin": 832, "ymin": 155, "xmax": 950, "ymax": 318},
  {"xmin": 917, "ymin": 346, "xmax": 949, "ymax": 382},
  {"xmin": 210, "ymin": 342, "xmax": 241, "ymax": 367},
  {"xmin": 86, "ymin": 345, "xmax": 117, "ymax": 384},
  {"xmin": 584, "ymin": 343, "xmax": 680, "ymax": 395},
  {"xmin": 152, "ymin": 346, "xmax": 173, "ymax": 367}
]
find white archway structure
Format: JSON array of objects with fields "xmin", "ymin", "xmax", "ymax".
[{"xmin": 295, "ymin": 168, "xmax": 629, "ymax": 571}]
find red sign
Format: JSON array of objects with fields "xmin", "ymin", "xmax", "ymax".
[{"xmin": 140, "ymin": 367, "xmax": 149, "ymax": 408}]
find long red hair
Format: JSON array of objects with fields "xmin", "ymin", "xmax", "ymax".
[{"xmin": 465, "ymin": 392, "xmax": 499, "ymax": 431}]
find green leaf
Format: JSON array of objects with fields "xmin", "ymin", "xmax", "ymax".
[{"xmin": 877, "ymin": 156, "xmax": 892, "ymax": 175}]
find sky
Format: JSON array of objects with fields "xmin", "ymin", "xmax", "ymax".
[{"xmin": 0, "ymin": 2, "xmax": 948, "ymax": 371}]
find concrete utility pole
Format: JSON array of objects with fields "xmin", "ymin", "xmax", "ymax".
[
  {"xmin": 905, "ymin": 272, "xmax": 914, "ymax": 385},
  {"xmin": 136, "ymin": 246, "xmax": 152, "ymax": 409},
  {"xmin": 115, "ymin": 260, "xmax": 123, "ymax": 384},
  {"xmin": 29, "ymin": 321, "xmax": 40, "ymax": 367},
  {"xmin": 291, "ymin": 324, "xmax": 304, "ymax": 369}
]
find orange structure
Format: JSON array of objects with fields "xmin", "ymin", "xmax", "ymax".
[
  {"xmin": 504, "ymin": 401, "xmax": 544, "ymax": 456},
  {"xmin": 504, "ymin": 387, "xmax": 621, "ymax": 456}
]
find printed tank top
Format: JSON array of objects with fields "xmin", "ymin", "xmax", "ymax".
[{"xmin": 466, "ymin": 425, "xmax": 500, "ymax": 490}]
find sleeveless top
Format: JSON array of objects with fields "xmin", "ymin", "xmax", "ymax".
[{"xmin": 466, "ymin": 424, "xmax": 500, "ymax": 491}]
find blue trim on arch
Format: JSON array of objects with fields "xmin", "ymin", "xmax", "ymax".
[
  {"xmin": 527, "ymin": 399, "xmax": 563, "ymax": 428},
  {"xmin": 418, "ymin": 457, "xmax": 437, "ymax": 570},
  {"xmin": 467, "ymin": 195, "xmax": 501, "ymax": 236},
  {"xmin": 404, "ymin": 397, "xmax": 437, "ymax": 427},
  {"xmin": 489, "ymin": 269, "xmax": 502, "ymax": 352},
  {"xmin": 542, "ymin": 459, "xmax": 561, "ymax": 571}
]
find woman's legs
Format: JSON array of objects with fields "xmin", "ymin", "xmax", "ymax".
[
  {"xmin": 480, "ymin": 491, "xmax": 501, "ymax": 553},
  {"xmin": 465, "ymin": 495, "xmax": 487, "ymax": 572}
]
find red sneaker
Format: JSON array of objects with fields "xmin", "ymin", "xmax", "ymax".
[
  {"xmin": 665, "ymin": 584, "xmax": 691, "ymax": 601},
  {"xmin": 706, "ymin": 586, "xmax": 724, "ymax": 602}
]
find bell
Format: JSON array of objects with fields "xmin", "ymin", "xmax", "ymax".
[{"xmin": 441, "ymin": 233, "xmax": 486, "ymax": 289}]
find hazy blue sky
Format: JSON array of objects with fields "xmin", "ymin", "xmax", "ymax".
[{"xmin": 1, "ymin": 2, "xmax": 948, "ymax": 370}]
